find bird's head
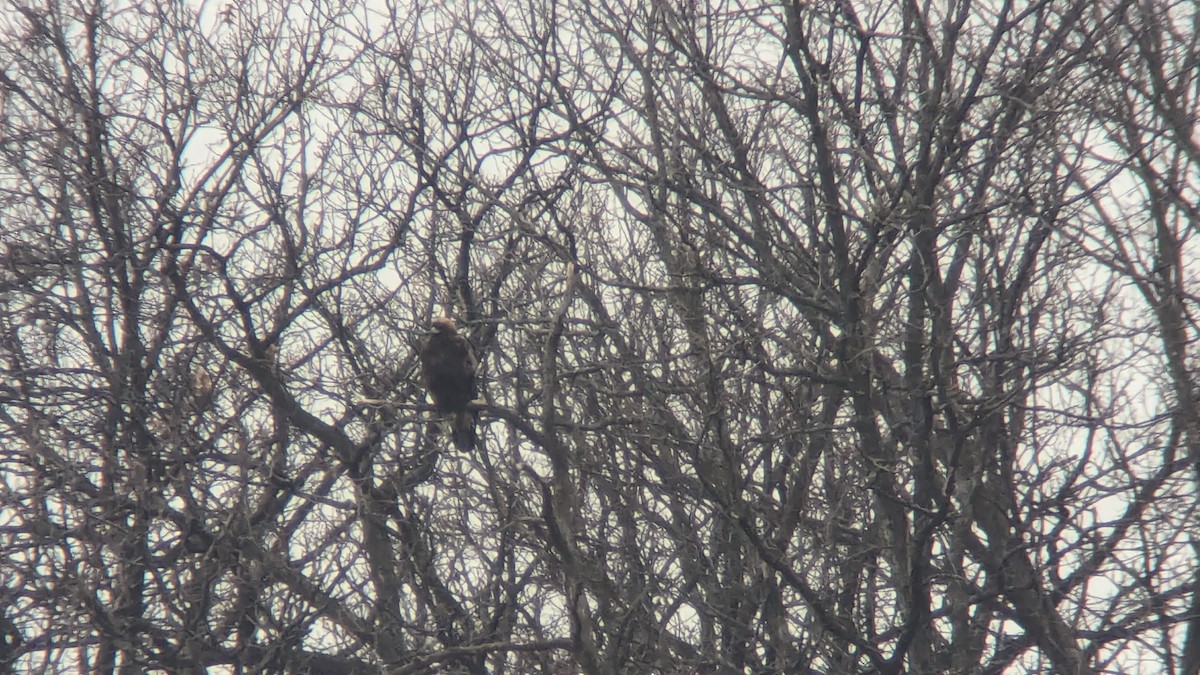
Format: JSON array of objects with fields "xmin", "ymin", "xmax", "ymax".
[{"xmin": 430, "ymin": 317, "xmax": 458, "ymax": 334}]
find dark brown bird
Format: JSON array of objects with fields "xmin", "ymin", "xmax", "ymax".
[{"xmin": 419, "ymin": 317, "xmax": 478, "ymax": 450}]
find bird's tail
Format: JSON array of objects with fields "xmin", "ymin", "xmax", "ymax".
[{"xmin": 451, "ymin": 410, "xmax": 477, "ymax": 452}]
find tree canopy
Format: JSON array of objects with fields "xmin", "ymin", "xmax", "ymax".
[{"xmin": 1, "ymin": 0, "xmax": 1198, "ymax": 672}]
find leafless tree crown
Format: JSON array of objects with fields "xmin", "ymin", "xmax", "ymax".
[{"xmin": 1, "ymin": 0, "xmax": 1198, "ymax": 673}]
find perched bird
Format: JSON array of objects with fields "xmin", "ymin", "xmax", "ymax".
[{"xmin": 419, "ymin": 317, "xmax": 478, "ymax": 450}]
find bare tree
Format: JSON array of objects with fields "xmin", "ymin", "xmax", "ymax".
[{"xmin": 1, "ymin": 0, "xmax": 1196, "ymax": 673}]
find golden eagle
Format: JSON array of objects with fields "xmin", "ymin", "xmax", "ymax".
[{"xmin": 420, "ymin": 317, "xmax": 478, "ymax": 450}]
